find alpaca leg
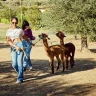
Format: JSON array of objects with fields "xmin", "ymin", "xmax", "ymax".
[
  {"xmin": 49, "ymin": 58, "xmax": 54, "ymax": 73},
  {"xmin": 56, "ymin": 56, "xmax": 61, "ymax": 70},
  {"xmin": 61, "ymin": 54, "xmax": 66, "ymax": 72},
  {"xmin": 65, "ymin": 55, "xmax": 69, "ymax": 69},
  {"xmin": 72, "ymin": 46, "xmax": 75, "ymax": 67},
  {"xmin": 69, "ymin": 54, "xmax": 74, "ymax": 68},
  {"xmin": 70, "ymin": 49, "xmax": 75, "ymax": 68},
  {"xmin": 70, "ymin": 56, "xmax": 75, "ymax": 68}
]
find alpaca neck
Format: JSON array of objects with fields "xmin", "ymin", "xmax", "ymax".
[
  {"xmin": 43, "ymin": 39, "xmax": 49, "ymax": 51},
  {"xmin": 60, "ymin": 39, "xmax": 64, "ymax": 46}
]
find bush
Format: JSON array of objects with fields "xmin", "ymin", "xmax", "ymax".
[{"xmin": 1, "ymin": 18, "xmax": 10, "ymax": 24}]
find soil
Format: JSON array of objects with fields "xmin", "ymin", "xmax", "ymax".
[{"xmin": 0, "ymin": 38, "xmax": 96, "ymax": 96}]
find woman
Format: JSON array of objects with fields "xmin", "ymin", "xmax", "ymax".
[
  {"xmin": 22, "ymin": 20, "xmax": 35, "ymax": 71},
  {"xmin": 6, "ymin": 17, "xmax": 31, "ymax": 84}
]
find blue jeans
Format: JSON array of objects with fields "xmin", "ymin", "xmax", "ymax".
[
  {"xmin": 10, "ymin": 41, "xmax": 24, "ymax": 82},
  {"xmin": 22, "ymin": 39, "xmax": 32, "ymax": 69}
]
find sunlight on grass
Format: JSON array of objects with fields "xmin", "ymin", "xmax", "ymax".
[{"xmin": 0, "ymin": 23, "xmax": 10, "ymax": 41}]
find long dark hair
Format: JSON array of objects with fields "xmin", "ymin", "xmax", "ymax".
[
  {"xmin": 22, "ymin": 20, "xmax": 29, "ymax": 30},
  {"xmin": 11, "ymin": 17, "xmax": 18, "ymax": 23}
]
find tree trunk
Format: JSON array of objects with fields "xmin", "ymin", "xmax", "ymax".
[{"xmin": 81, "ymin": 36, "xmax": 88, "ymax": 51}]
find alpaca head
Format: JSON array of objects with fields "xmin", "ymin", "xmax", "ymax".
[
  {"xmin": 38, "ymin": 33, "xmax": 50, "ymax": 40},
  {"xmin": 56, "ymin": 31, "xmax": 66, "ymax": 39}
]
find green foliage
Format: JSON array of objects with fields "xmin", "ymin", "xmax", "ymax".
[
  {"xmin": 1, "ymin": 0, "xmax": 96, "ymax": 42},
  {"xmin": 0, "ymin": 6, "xmax": 16, "ymax": 22},
  {"xmin": 0, "ymin": 1, "xmax": 42, "ymax": 29},
  {"xmin": 1, "ymin": 18, "xmax": 9, "ymax": 24},
  {"xmin": 43, "ymin": 0, "xmax": 96, "ymax": 40},
  {"xmin": 1, "ymin": 6, "xmax": 10, "ymax": 21},
  {"xmin": 24, "ymin": 6, "xmax": 41, "ymax": 29},
  {"xmin": 0, "ymin": 1, "xmax": 3, "ymax": 8}
]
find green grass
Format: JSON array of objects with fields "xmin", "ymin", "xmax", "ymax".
[{"xmin": 0, "ymin": 23, "xmax": 10, "ymax": 41}]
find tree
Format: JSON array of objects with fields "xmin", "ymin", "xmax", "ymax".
[
  {"xmin": 43, "ymin": 0, "xmax": 96, "ymax": 51},
  {"xmin": 0, "ymin": 2, "xmax": 3, "ymax": 22},
  {"xmin": 24, "ymin": 6, "xmax": 41, "ymax": 29}
]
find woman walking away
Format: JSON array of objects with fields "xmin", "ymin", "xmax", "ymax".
[
  {"xmin": 6, "ymin": 17, "xmax": 31, "ymax": 84},
  {"xmin": 22, "ymin": 20, "xmax": 35, "ymax": 71}
]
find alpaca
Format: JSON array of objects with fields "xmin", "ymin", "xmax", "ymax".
[
  {"xmin": 56, "ymin": 31, "xmax": 75, "ymax": 69},
  {"xmin": 38, "ymin": 33, "xmax": 66, "ymax": 73}
]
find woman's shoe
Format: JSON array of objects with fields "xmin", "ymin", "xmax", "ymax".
[
  {"xmin": 23, "ymin": 67, "xmax": 26, "ymax": 71},
  {"xmin": 29, "ymin": 67, "xmax": 33, "ymax": 71},
  {"xmin": 16, "ymin": 80, "xmax": 23, "ymax": 84}
]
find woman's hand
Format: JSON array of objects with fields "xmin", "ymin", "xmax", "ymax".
[
  {"xmin": 32, "ymin": 36, "xmax": 36, "ymax": 40},
  {"xmin": 6, "ymin": 37, "xmax": 22, "ymax": 50},
  {"xmin": 15, "ymin": 46, "xmax": 22, "ymax": 50},
  {"xmin": 30, "ymin": 42, "xmax": 35, "ymax": 46},
  {"xmin": 32, "ymin": 43, "xmax": 35, "ymax": 46},
  {"xmin": 24, "ymin": 26, "xmax": 30, "ymax": 31}
]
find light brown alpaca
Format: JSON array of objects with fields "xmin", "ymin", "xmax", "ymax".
[
  {"xmin": 38, "ymin": 33, "xmax": 66, "ymax": 73},
  {"xmin": 56, "ymin": 31, "xmax": 75, "ymax": 69}
]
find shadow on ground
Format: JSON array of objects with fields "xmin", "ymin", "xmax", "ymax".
[
  {"xmin": 90, "ymin": 49, "xmax": 96, "ymax": 53},
  {"xmin": 0, "ymin": 58, "xmax": 96, "ymax": 96},
  {"xmin": 0, "ymin": 43, "xmax": 9, "ymax": 49},
  {"xmin": 0, "ymin": 43, "xmax": 44, "ymax": 49}
]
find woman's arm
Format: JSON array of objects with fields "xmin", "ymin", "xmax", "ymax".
[
  {"xmin": 6, "ymin": 37, "xmax": 21, "ymax": 50},
  {"xmin": 24, "ymin": 26, "xmax": 30, "ymax": 31},
  {"xmin": 22, "ymin": 35, "xmax": 35, "ymax": 46},
  {"xmin": 22, "ymin": 35, "xmax": 30, "ymax": 43},
  {"xmin": 29, "ymin": 29, "xmax": 35, "ymax": 40}
]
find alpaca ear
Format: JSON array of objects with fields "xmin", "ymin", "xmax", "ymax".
[
  {"xmin": 61, "ymin": 32, "xmax": 66, "ymax": 37},
  {"xmin": 56, "ymin": 32, "xmax": 60, "ymax": 37},
  {"xmin": 56, "ymin": 32, "xmax": 58, "ymax": 37},
  {"xmin": 48, "ymin": 37, "xmax": 50, "ymax": 40},
  {"xmin": 63, "ymin": 33, "xmax": 66, "ymax": 37},
  {"xmin": 46, "ymin": 35, "xmax": 50, "ymax": 40},
  {"xmin": 63, "ymin": 35, "xmax": 66, "ymax": 37}
]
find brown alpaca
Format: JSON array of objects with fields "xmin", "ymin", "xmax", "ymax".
[
  {"xmin": 38, "ymin": 33, "xmax": 66, "ymax": 73},
  {"xmin": 56, "ymin": 31, "xmax": 75, "ymax": 69}
]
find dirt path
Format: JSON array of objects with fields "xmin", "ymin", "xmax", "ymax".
[{"xmin": 0, "ymin": 39, "xmax": 96, "ymax": 96}]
